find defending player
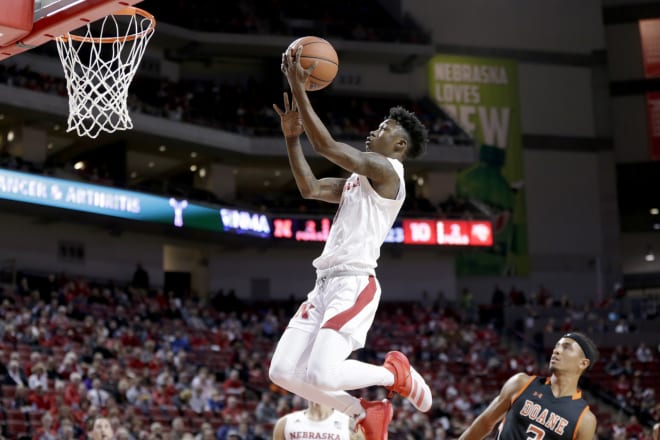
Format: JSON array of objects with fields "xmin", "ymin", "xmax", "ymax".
[{"xmin": 458, "ymin": 332, "xmax": 599, "ymax": 440}]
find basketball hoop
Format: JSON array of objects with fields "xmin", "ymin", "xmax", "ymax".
[{"xmin": 55, "ymin": 7, "xmax": 155, "ymax": 138}]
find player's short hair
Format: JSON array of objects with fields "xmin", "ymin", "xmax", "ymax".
[
  {"xmin": 388, "ymin": 106, "xmax": 428, "ymax": 159},
  {"xmin": 563, "ymin": 331, "xmax": 599, "ymax": 371}
]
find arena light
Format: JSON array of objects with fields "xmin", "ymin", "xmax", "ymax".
[{"xmin": 645, "ymin": 247, "xmax": 655, "ymax": 262}]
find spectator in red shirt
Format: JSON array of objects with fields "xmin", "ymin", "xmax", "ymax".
[
  {"xmin": 248, "ymin": 357, "xmax": 268, "ymax": 387},
  {"xmin": 29, "ymin": 384, "xmax": 55, "ymax": 411},
  {"xmin": 127, "ymin": 346, "xmax": 147, "ymax": 370},
  {"xmin": 612, "ymin": 374, "xmax": 632, "ymax": 409},
  {"xmin": 151, "ymin": 382, "xmax": 172, "ymax": 407},
  {"xmin": 40, "ymin": 325, "xmax": 69, "ymax": 348},
  {"xmin": 64, "ymin": 373, "xmax": 87, "ymax": 408},
  {"xmin": 624, "ymin": 415, "xmax": 643, "ymax": 440},
  {"xmin": 154, "ymin": 289, "xmax": 169, "ymax": 310},
  {"xmin": 222, "ymin": 369, "xmax": 245, "ymax": 397},
  {"xmin": 120, "ymin": 327, "xmax": 141, "ymax": 347},
  {"xmin": 71, "ymin": 397, "xmax": 90, "ymax": 427},
  {"xmin": 221, "ymin": 396, "xmax": 244, "ymax": 424}
]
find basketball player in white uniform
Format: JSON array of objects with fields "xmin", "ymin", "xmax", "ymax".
[
  {"xmin": 273, "ymin": 402, "xmax": 352, "ymax": 440},
  {"xmin": 269, "ymin": 44, "xmax": 432, "ymax": 440}
]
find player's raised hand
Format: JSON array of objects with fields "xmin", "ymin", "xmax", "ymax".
[
  {"xmin": 273, "ymin": 92, "xmax": 304, "ymax": 139},
  {"xmin": 281, "ymin": 45, "xmax": 318, "ymax": 92}
]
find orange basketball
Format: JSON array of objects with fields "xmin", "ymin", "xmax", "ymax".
[{"xmin": 287, "ymin": 36, "xmax": 339, "ymax": 91}]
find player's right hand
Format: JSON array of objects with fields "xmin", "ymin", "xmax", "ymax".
[{"xmin": 281, "ymin": 46, "xmax": 317, "ymax": 93}]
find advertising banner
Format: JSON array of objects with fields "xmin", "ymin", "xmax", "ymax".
[
  {"xmin": 428, "ymin": 54, "xmax": 528, "ymax": 275},
  {"xmin": 640, "ymin": 19, "xmax": 660, "ymax": 79},
  {"xmin": 646, "ymin": 92, "xmax": 660, "ymax": 160},
  {"xmin": 0, "ymin": 168, "xmax": 223, "ymax": 231},
  {"xmin": 0, "ymin": 169, "xmax": 494, "ymax": 247},
  {"xmin": 640, "ymin": 20, "xmax": 660, "ymax": 159}
]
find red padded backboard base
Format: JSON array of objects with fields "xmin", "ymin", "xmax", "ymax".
[
  {"xmin": 0, "ymin": 0, "xmax": 144, "ymax": 61},
  {"xmin": 0, "ymin": 0, "xmax": 35, "ymax": 48}
]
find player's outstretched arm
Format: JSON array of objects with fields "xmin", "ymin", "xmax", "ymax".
[
  {"xmin": 459, "ymin": 373, "xmax": 531, "ymax": 440},
  {"xmin": 280, "ymin": 46, "xmax": 350, "ymax": 161},
  {"xmin": 273, "ymin": 92, "xmax": 345, "ymax": 203},
  {"xmin": 281, "ymin": 46, "xmax": 399, "ymax": 191}
]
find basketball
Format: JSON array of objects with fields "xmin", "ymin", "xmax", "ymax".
[{"xmin": 287, "ymin": 36, "xmax": 339, "ymax": 91}]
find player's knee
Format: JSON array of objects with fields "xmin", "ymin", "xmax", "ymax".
[
  {"xmin": 268, "ymin": 360, "xmax": 292, "ymax": 386},
  {"xmin": 306, "ymin": 365, "xmax": 336, "ymax": 391}
]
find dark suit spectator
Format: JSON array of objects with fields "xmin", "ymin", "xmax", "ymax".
[
  {"xmin": 0, "ymin": 349, "xmax": 8, "ymax": 380},
  {"xmin": 4, "ymin": 359, "xmax": 27, "ymax": 386},
  {"xmin": 131, "ymin": 263, "xmax": 150, "ymax": 290}
]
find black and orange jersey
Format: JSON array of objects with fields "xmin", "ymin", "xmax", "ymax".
[{"xmin": 496, "ymin": 376, "xmax": 591, "ymax": 440}]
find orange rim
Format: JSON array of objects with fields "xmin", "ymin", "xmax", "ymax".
[{"xmin": 57, "ymin": 7, "xmax": 155, "ymax": 44}]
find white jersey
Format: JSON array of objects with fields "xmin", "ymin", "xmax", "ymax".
[
  {"xmin": 283, "ymin": 409, "xmax": 351, "ymax": 440},
  {"xmin": 313, "ymin": 158, "xmax": 405, "ymax": 276}
]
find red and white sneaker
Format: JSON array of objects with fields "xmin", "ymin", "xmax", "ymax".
[
  {"xmin": 355, "ymin": 399, "xmax": 393, "ymax": 440},
  {"xmin": 383, "ymin": 351, "xmax": 432, "ymax": 412}
]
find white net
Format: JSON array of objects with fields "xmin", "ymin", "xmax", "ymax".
[{"xmin": 55, "ymin": 8, "xmax": 155, "ymax": 138}]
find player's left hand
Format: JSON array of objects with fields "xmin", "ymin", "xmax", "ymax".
[
  {"xmin": 281, "ymin": 45, "xmax": 317, "ymax": 92},
  {"xmin": 273, "ymin": 92, "xmax": 304, "ymax": 139}
]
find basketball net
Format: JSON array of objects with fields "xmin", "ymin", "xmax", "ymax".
[{"xmin": 55, "ymin": 7, "xmax": 155, "ymax": 138}]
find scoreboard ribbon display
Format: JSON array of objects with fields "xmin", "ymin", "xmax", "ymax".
[
  {"xmin": 271, "ymin": 216, "xmax": 492, "ymax": 247},
  {"xmin": 0, "ymin": 169, "xmax": 493, "ymax": 247},
  {"xmin": 402, "ymin": 219, "xmax": 493, "ymax": 246}
]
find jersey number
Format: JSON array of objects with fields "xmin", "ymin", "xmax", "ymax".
[{"xmin": 526, "ymin": 424, "xmax": 545, "ymax": 440}]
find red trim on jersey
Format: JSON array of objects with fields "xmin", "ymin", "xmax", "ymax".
[{"xmin": 322, "ymin": 276, "xmax": 376, "ymax": 331}]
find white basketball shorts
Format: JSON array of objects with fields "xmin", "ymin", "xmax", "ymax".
[{"xmin": 287, "ymin": 274, "xmax": 381, "ymax": 351}]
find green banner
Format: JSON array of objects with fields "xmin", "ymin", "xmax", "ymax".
[{"xmin": 428, "ymin": 54, "xmax": 528, "ymax": 276}]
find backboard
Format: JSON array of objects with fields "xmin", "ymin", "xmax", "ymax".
[{"xmin": 0, "ymin": 0, "xmax": 144, "ymax": 61}]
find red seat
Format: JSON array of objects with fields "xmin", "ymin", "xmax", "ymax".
[
  {"xmin": 4, "ymin": 409, "xmax": 26, "ymax": 421},
  {"xmin": 2, "ymin": 385, "xmax": 17, "ymax": 399},
  {"xmin": 209, "ymin": 416, "xmax": 224, "ymax": 429},
  {"xmin": 160, "ymin": 405, "xmax": 181, "ymax": 419},
  {"xmin": 151, "ymin": 413, "xmax": 171, "ymax": 426},
  {"xmin": 5, "ymin": 418, "xmax": 29, "ymax": 437}
]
